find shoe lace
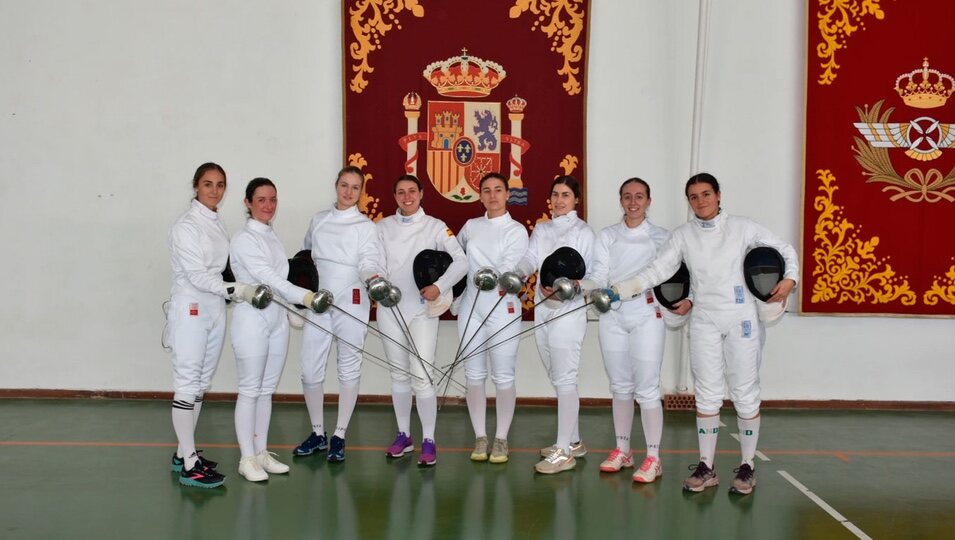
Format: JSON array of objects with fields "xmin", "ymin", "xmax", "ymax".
[
  {"xmin": 606, "ymin": 448, "xmax": 623, "ymax": 462},
  {"xmin": 733, "ymin": 464, "xmax": 754, "ymax": 481},
  {"xmin": 639, "ymin": 456, "xmax": 657, "ymax": 472},
  {"xmin": 687, "ymin": 462, "xmax": 712, "ymax": 478}
]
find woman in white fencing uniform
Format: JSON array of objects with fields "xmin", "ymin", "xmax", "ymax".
[
  {"xmin": 376, "ymin": 174, "xmax": 467, "ymax": 466},
  {"xmin": 605, "ymin": 173, "xmax": 798, "ymax": 495},
  {"xmin": 511, "ymin": 176, "xmax": 595, "ymax": 474},
  {"xmin": 294, "ymin": 166, "xmax": 384, "ymax": 462},
  {"xmin": 167, "ymin": 162, "xmax": 255, "ymax": 488},
  {"xmin": 230, "ymin": 177, "xmax": 323, "ymax": 482},
  {"xmin": 587, "ymin": 178, "xmax": 689, "ymax": 483},
  {"xmin": 457, "ymin": 172, "xmax": 529, "ymax": 464}
]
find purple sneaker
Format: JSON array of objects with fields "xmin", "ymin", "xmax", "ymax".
[
  {"xmin": 418, "ymin": 439, "xmax": 437, "ymax": 467},
  {"xmin": 385, "ymin": 432, "xmax": 414, "ymax": 458}
]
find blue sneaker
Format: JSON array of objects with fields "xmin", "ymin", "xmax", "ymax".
[
  {"xmin": 385, "ymin": 432, "xmax": 414, "ymax": 458},
  {"xmin": 293, "ymin": 432, "xmax": 328, "ymax": 456},
  {"xmin": 171, "ymin": 450, "xmax": 218, "ymax": 472},
  {"xmin": 327, "ymin": 435, "xmax": 346, "ymax": 462},
  {"xmin": 418, "ymin": 439, "xmax": 437, "ymax": 467}
]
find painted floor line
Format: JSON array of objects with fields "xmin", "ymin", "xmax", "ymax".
[
  {"xmin": 729, "ymin": 433, "xmax": 771, "ymax": 461},
  {"xmin": 778, "ymin": 470, "xmax": 871, "ymax": 540}
]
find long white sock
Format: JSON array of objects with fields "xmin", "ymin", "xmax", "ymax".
[
  {"xmin": 302, "ymin": 381, "xmax": 325, "ymax": 435},
  {"xmin": 640, "ymin": 402, "xmax": 664, "ymax": 458},
  {"xmin": 192, "ymin": 394, "xmax": 204, "ymax": 429},
  {"xmin": 737, "ymin": 414, "xmax": 761, "ymax": 468},
  {"xmin": 253, "ymin": 395, "xmax": 273, "ymax": 454},
  {"xmin": 172, "ymin": 393, "xmax": 197, "ymax": 469},
  {"xmin": 494, "ymin": 383, "xmax": 517, "ymax": 440},
  {"xmin": 696, "ymin": 415, "xmax": 721, "ymax": 468},
  {"xmin": 416, "ymin": 393, "xmax": 437, "ymax": 441},
  {"xmin": 555, "ymin": 385, "xmax": 579, "ymax": 452},
  {"xmin": 234, "ymin": 394, "xmax": 257, "ymax": 458},
  {"xmin": 611, "ymin": 393, "xmax": 634, "ymax": 453},
  {"xmin": 391, "ymin": 386, "xmax": 413, "ymax": 435},
  {"xmin": 466, "ymin": 379, "xmax": 487, "ymax": 438},
  {"xmin": 572, "ymin": 418, "xmax": 581, "ymax": 445},
  {"xmin": 334, "ymin": 379, "xmax": 360, "ymax": 438}
]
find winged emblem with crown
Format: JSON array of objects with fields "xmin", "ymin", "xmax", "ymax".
[
  {"xmin": 398, "ymin": 50, "xmax": 531, "ymax": 204},
  {"xmin": 851, "ymin": 58, "xmax": 955, "ymax": 202}
]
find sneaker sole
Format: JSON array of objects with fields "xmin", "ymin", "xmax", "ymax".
[
  {"xmin": 729, "ymin": 480, "xmax": 756, "ymax": 495},
  {"xmin": 599, "ymin": 461, "xmax": 634, "ymax": 473},
  {"xmin": 171, "ymin": 463, "xmax": 183, "ymax": 473},
  {"xmin": 292, "ymin": 446, "xmax": 328, "ymax": 457},
  {"xmin": 386, "ymin": 445, "xmax": 414, "ymax": 458},
  {"xmin": 179, "ymin": 476, "xmax": 224, "ymax": 489},
  {"xmin": 470, "ymin": 452, "xmax": 488, "ymax": 462},
  {"xmin": 682, "ymin": 478, "xmax": 719, "ymax": 492},
  {"xmin": 488, "ymin": 455, "xmax": 509, "ymax": 464},
  {"xmin": 417, "ymin": 458, "xmax": 437, "ymax": 467},
  {"xmin": 535, "ymin": 458, "xmax": 576, "ymax": 474},
  {"xmin": 632, "ymin": 469, "xmax": 662, "ymax": 483}
]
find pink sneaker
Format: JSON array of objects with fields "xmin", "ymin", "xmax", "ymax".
[
  {"xmin": 385, "ymin": 432, "xmax": 414, "ymax": 458},
  {"xmin": 632, "ymin": 456, "xmax": 663, "ymax": 483},
  {"xmin": 599, "ymin": 448, "xmax": 634, "ymax": 472}
]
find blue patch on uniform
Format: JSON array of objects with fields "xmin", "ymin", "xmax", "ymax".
[
  {"xmin": 734, "ymin": 285, "xmax": 745, "ymax": 304},
  {"xmin": 742, "ymin": 320, "xmax": 752, "ymax": 338}
]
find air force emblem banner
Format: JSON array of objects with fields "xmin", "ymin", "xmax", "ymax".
[
  {"xmin": 342, "ymin": 0, "xmax": 590, "ymax": 234},
  {"xmin": 803, "ymin": 0, "xmax": 955, "ymax": 316}
]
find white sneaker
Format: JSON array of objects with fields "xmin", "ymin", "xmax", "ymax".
[
  {"xmin": 238, "ymin": 456, "xmax": 268, "ymax": 482},
  {"xmin": 632, "ymin": 455, "xmax": 663, "ymax": 483},
  {"xmin": 535, "ymin": 447, "xmax": 576, "ymax": 474},
  {"xmin": 599, "ymin": 448, "xmax": 634, "ymax": 472},
  {"xmin": 540, "ymin": 440, "xmax": 588, "ymax": 458},
  {"xmin": 256, "ymin": 450, "xmax": 290, "ymax": 474}
]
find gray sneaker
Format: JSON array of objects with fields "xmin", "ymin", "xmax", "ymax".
[
  {"xmin": 540, "ymin": 440, "xmax": 588, "ymax": 458},
  {"xmin": 470, "ymin": 436, "xmax": 489, "ymax": 462},
  {"xmin": 489, "ymin": 438, "xmax": 509, "ymax": 463},
  {"xmin": 535, "ymin": 447, "xmax": 576, "ymax": 474},
  {"xmin": 729, "ymin": 463, "xmax": 756, "ymax": 495},
  {"xmin": 683, "ymin": 461, "xmax": 719, "ymax": 492}
]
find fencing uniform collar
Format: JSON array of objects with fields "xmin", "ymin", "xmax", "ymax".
[
  {"xmin": 246, "ymin": 218, "xmax": 272, "ymax": 233},
  {"xmin": 484, "ymin": 211, "xmax": 512, "ymax": 223},
  {"xmin": 397, "ymin": 207, "xmax": 425, "ymax": 224},
  {"xmin": 693, "ymin": 210, "xmax": 724, "ymax": 230},
  {"xmin": 192, "ymin": 198, "xmax": 219, "ymax": 220},
  {"xmin": 332, "ymin": 204, "xmax": 361, "ymax": 217}
]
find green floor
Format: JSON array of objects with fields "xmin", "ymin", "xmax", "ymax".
[{"xmin": 1, "ymin": 399, "xmax": 952, "ymax": 539}]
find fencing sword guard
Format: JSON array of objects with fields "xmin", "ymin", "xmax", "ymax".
[
  {"xmin": 499, "ymin": 271, "xmax": 524, "ymax": 295},
  {"xmin": 552, "ymin": 277, "xmax": 580, "ymax": 301},
  {"xmin": 367, "ymin": 276, "xmax": 391, "ymax": 302},
  {"xmin": 379, "ymin": 286, "xmax": 402, "ymax": 308},
  {"xmin": 589, "ymin": 288, "xmax": 614, "ymax": 313},
  {"xmin": 473, "ymin": 267, "xmax": 499, "ymax": 291},
  {"xmin": 250, "ymin": 285, "xmax": 274, "ymax": 310},
  {"xmin": 309, "ymin": 289, "xmax": 334, "ymax": 314}
]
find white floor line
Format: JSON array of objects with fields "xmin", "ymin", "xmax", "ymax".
[
  {"xmin": 728, "ymin": 433, "xmax": 770, "ymax": 462},
  {"xmin": 778, "ymin": 470, "xmax": 871, "ymax": 540}
]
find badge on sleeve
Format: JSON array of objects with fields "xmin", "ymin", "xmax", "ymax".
[
  {"xmin": 734, "ymin": 285, "xmax": 745, "ymax": 304},
  {"xmin": 189, "ymin": 303, "xmax": 199, "ymax": 316},
  {"xmin": 353, "ymin": 288, "xmax": 361, "ymax": 305},
  {"xmin": 742, "ymin": 320, "xmax": 752, "ymax": 338},
  {"xmin": 645, "ymin": 290, "xmax": 654, "ymax": 304},
  {"xmin": 507, "ymin": 301, "xmax": 515, "ymax": 314},
  {"xmin": 655, "ymin": 306, "xmax": 662, "ymax": 319}
]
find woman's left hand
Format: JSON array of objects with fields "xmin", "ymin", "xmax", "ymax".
[
  {"xmin": 670, "ymin": 298, "xmax": 693, "ymax": 315},
  {"xmin": 420, "ymin": 284, "xmax": 441, "ymax": 301},
  {"xmin": 769, "ymin": 278, "xmax": 796, "ymax": 303}
]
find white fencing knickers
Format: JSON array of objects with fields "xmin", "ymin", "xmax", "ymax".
[
  {"xmin": 231, "ymin": 303, "xmax": 289, "ymax": 398},
  {"xmin": 459, "ymin": 289, "xmax": 521, "ymax": 386},
  {"xmin": 378, "ymin": 306, "xmax": 438, "ymax": 397},
  {"xmin": 597, "ymin": 300, "xmax": 665, "ymax": 406},
  {"xmin": 167, "ymin": 293, "xmax": 226, "ymax": 397},
  {"xmin": 688, "ymin": 305, "xmax": 763, "ymax": 417},
  {"xmin": 533, "ymin": 302, "xmax": 587, "ymax": 387},
  {"xmin": 300, "ymin": 278, "xmax": 369, "ymax": 385}
]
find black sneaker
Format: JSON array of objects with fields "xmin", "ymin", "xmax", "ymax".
[
  {"xmin": 293, "ymin": 432, "xmax": 329, "ymax": 456},
  {"xmin": 327, "ymin": 435, "xmax": 346, "ymax": 462},
  {"xmin": 171, "ymin": 450, "xmax": 218, "ymax": 472},
  {"xmin": 730, "ymin": 463, "xmax": 756, "ymax": 495},
  {"xmin": 683, "ymin": 461, "xmax": 719, "ymax": 492},
  {"xmin": 179, "ymin": 462, "xmax": 225, "ymax": 488}
]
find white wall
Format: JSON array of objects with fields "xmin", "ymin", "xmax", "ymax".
[{"xmin": 1, "ymin": 1, "xmax": 952, "ymax": 402}]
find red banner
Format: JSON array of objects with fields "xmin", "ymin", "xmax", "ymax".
[{"xmin": 802, "ymin": 0, "xmax": 955, "ymax": 316}]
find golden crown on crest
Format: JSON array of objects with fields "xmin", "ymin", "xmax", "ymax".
[
  {"xmin": 894, "ymin": 58, "xmax": 954, "ymax": 109},
  {"xmin": 423, "ymin": 48, "xmax": 506, "ymax": 98}
]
